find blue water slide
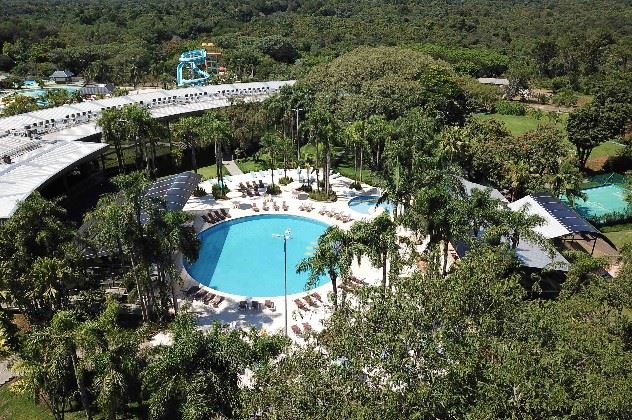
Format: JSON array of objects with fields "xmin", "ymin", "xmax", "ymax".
[{"xmin": 176, "ymin": 49, "xmax": 211, "ymax": 86}]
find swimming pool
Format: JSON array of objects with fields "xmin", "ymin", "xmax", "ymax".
[
  {"xmin": 184, "ymin": 214, "xmax": 329, "ymax": 297},
  {"xmin": 563, "ymin": 184, "xmax": 629, "ymax": 219},
  {"xmin": 348, "ymin": 195, "xmax": 394, "ymax": 215}
]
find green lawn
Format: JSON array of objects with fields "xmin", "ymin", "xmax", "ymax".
[
  {"xmin": 0, "ymin": 384, "xmax": 83, "ymax": 420},
  {"xmin": 197, "ymin": 164, "xmax": 227, "ymax": 180},
  {"xmin": 474, "ymin": 113, "xmax": 566, "ymax": 136},
  {"xmin": 589, "ymin": 141, "xmax": 625, "ymax": 160},
  {"xmin": 235, "ymin": 157, "xmax": 267, "ymax": 174},
  {"xmin": 600, "ymin": 223, "xmax": 632, "ymax": 250}
]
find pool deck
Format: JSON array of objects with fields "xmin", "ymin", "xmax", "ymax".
[{"xmin": 168, "ymin": 168, "xmax": 389, "ymax": 343}]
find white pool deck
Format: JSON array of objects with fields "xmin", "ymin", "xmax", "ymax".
[{"xmin": 168, "ymin": 167, "xmax": 390, "ymax": 343}]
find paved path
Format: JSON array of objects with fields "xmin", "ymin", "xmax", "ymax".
[
  {"xmin": 0, "ymin": 357, "xmax": 17, "ymax": 387},
  {"xmin": 222, "ymin": 160, "xmax": 244, "ymax": 176}
]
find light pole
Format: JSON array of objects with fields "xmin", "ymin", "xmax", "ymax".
[
  {"xmin": 292, "ymin": 107, "xmax": 303, "ymax": 159},
  {"xmin": 272, "ymin": 228, "xmax": 292, "ymax": 336}
]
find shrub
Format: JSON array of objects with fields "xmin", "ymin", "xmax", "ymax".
[
  {"xmin": 298, "ymin": 184, "xmax": 313, "ymax": 193},
  {"xmin": 551, "ymin": 89, "xmax": 579, "ymax": 107},
  {"xmin": 309, "ymin": 190, "xmax": 337, "ymax": 202},
  {"xmin": 212, "ymin": 184, "xmax": 230, "ymax": 199},
  {"xmin": 278, "ymin": 176, "xmax": 293, "ymax": 185},
  {"xmin": 267, "ymin": 184, "xmax": 281, "ymax": 195},
  {"xmin": 192, "ymin": 186, "xmax": 207, "ymax": 197},
  {"xmin": 494, "ymin": 100, "xmax": 526, "ymax": 116},
  {"xmin": 349, "ymin": 181, "xmax": 363, "ymax": 190}
]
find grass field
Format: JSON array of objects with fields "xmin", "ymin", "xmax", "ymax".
[
  {"xmin": 235, "ymin": 157, "xmax": 267, "ymax": 173},
  {"xmin": 600, "ymin": 223, "xmax": 632, "ymax": 250},
  {"xmin": 0, "ymin": 384, "xmax": 83, "ymax": 420},
  {"xmin": 588, "ymin": 141, "xmax": 625, "ymax": 159},
  {"xmin": 474, "ymin": 113, "xmax": 567, "ymax": 136},
  {"xmin": 197, "ymin": 163, "xmax": 227, "ymax": 180}
]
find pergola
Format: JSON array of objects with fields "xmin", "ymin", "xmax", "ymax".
[{"xmin": 508, "ymin": 193, "xmax": 617, "ymax": 256}]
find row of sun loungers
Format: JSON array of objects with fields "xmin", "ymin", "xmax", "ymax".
[
  {"xmin": 238, "ymin": 181, "xmax": 264, "ymax": 197},
  {"xmin": 291, "ymin": 322, "xmax": 313, "ymax": 335},
  {"xmin": 294, "ymin": 292, "xmax": 322, "ymax": 311},
  {"xmin": 318, "ymin": 207, "xmax": 353, "ymax": 223},
  {"xmin": 202, "ymin": 209, "xmax": 231, "ymax": 224},
  {"xmin": 339, "ymin": 276, "xmax": 367, "ymax": 292},
  {"xmin": 191, "ymin": 289, "xmax": 225, "ymax": 307},
  {"xmin": 298, "ymin": 203, "xmax": 314, "ymax": 212},
  {"xmin": 251, "ymin": 201, "xmax": 289, "ymax": 212},
  {"xmin": 239, "ymin": 299, "xmax": 276, "ymax": 311}
]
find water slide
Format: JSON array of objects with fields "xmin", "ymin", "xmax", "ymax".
[{"xmin": 176, "ymin": 49, "xmax": 211, "ymax": 86}]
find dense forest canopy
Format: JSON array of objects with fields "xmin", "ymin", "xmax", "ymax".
[{"xmin": 0, "ymin": 0, "xmax": 630, "ymax": 89}]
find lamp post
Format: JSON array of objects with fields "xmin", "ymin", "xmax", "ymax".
[
  {"xmin": 292, "ymin": 107, "xmax": 303, "ymax": 159},
  {"xmin": 272, "ymin": 228, "xmax": 292, "ymax": 336}
]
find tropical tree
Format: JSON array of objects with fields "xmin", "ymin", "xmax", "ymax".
[
  {"xmin": 260, "ymin": 130, "xmax": 282, "ymax": 189},
  {"xmin": 97, "ymin": 107, "xmax": 127, "ymax": 172},
  {"xmin": 351, "ymin": 213, "xmax": 400, "ymax": 290},
  {"xmin": 0, "ymin": 192, "xmax": 82, "ymax": 325},
  {"xmin": 297, "ymin": 226, "xmax": 354, "ymax": 310},
  {"xmin": 143, "ymin": 311, "xmax": 286, "ymax": 420},
  {"xmin": 84, "ymin": 172, "xmax": 199, "ymax": 322},
  {"xmin": 343, "ymin": 120, "xmax": 367, "ymax": 188},
  {"xmin": 171, "ymin": 117, "xmax": 205, "ymax": 173},
  {"xmin": 198, "ymin": 112, "xmax": 230, "ymax": 189},
  {"xmin": 306, "ymin": 107, "xmax": 338, "ymax": 196}
]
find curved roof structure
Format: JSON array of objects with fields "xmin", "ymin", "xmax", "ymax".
[{"xmin": 0, "ymin": 80, "xmax": 294, "ymax": 219}]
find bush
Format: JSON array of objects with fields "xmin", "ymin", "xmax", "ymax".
[
  {"xmin": 494, "ymin": 100, "xmax": 526, "ymax": 116},
  {"xmin": 309, "ymin": 190, "xmax": 337, "ymax": 202},
  {"xmin": 551, "ymin": 89, "xmax": 579, "ymax": 107},
  {"xmin": 278, "ymin": 176, "xmax": 293, "ymax": 185},
  {"xmin": 588, "ymin": 210, "xmax": 632, "ymax": 227},
  {"xmin": 350, "ymin": 181, "xmax": 363, "ymax": 190},
  {"xmin": 192, "ymin": 186, "xmax": 207, "ymax": 197},
  {"xmin": 298, "ymin": 184, "xmax": 313, "ymax": 193},
  {"xmin": 267, "ymin": 184, "xmax": 281, "ymax": 195},
  {"xmin": 212, "ymin": 184, "xmax": 230, "ymax": 199}
]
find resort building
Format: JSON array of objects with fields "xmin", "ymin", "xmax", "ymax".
[
  {"xmin": 79, "ymin": 83, "xmax": 115, "ymax": 98},
  {"xmin": 50, "ymin": 69, "xmax": 75, "ymax": 83}
]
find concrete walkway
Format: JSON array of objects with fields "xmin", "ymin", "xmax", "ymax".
[{"xmin": 222, "ymin": 160, "xmax": 244, "ymax": 176}]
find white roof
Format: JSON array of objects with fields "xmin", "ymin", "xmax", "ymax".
[
  {"xmin": 508, "ymin": 195, "xmax": 570, "ymax": 239},
  {"xmin": 0, "ymin": 139, "xmax": 107, "ymax": 218},
  {"xmin": 477, "ymin": 77, "xmax": 509, "ymax": 85},
  {"xmin": 0, "ymin": 80, "xmax": 294, "ymax": 218}
]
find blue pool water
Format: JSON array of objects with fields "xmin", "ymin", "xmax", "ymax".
[
  {"xmin": 184, "ymin": 215, "xmax": 329, "ymax": 297},
  {"xmin": 348, "ymin": 195, "xmax": 394, "ymax": 215},
  {"xmin": 562, "ymin": 184, "xmax": 629, "ymax": 220}
]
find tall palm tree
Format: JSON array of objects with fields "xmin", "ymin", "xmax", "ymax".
[
  {"xmin": 97, "ymin": 108, "xmax": 127, "ymax": 172},
  {"xmin": 297, "ymin": 226, "xmax": 353, "ymax": 310},
  {"xmin": 171, "ymin": 117, "xmax": 205, "ymax": 173},
  {"xmin": 351, "ymin": 213, "xmax": 399, "ymax": 290},
  {"xmin": 261, "ymin": 131, "xmax": 281, "ymax": 188}
]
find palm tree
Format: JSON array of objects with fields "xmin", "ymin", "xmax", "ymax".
[
  {"xmin": 306, "ymin": 107, "xmax": 338, "ymax": 196},
  {"xmin": 198, "ymin": 112, "xmax": 230, "ymax": 190},
  {"xmin": 261, "ymin": 131, "xmax": 281, "ymax": 188},
  {"xmin": 297, "ymin": 226, "xmax": 353, "ymax": 310},
  {"xmin": 97, "ymin": 108, "xmax": 127, "ymax": 172},
  {"xmin": 350, "ymin": 213, "xmax": 399, "ymax": 290},
  {"xmin": 171, "ymin": 117, "xmax": 205, "ymax": 173},
  {"xmin": 344, "ymin": 120, "xmax": 367, "ymax": 187}
]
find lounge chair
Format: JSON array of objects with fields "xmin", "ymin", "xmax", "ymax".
[
  {"xmin": 251, "ymin": 203, "xmax": 260, "ymax": 212},
  {"xmin": 318, "ymin": 207, "xmax": 327, "ymax": 215},
  {"xmin": 184, "ymin": 285, "xmax": 200, "ymax": 296},
  {"xmin": 203, "ymin": 293, "xmax": 216, "ymax": 304},
  {"xmin": 291, "ymin": 324, "xmax": 302, "ymax": 335},
  {"xmin": 193, "ymin": 289, "xmax": 207, "ymax": 300},
  {"xmin": 282, "ymin": 201, "xmax": 289, "ymax": 211},
  {"xmin": 246, "ymin": 189, "xmax": 253, "ymax": 197},
  {"xmin": 273, "ymin": 201, "xmax": 280, "ymax": 211},
  {"xmin": 258, "ymin": 180, "xmax": 265, "ymax": 188},
  {"xmin": 262, "ymin": 202, "xmax": 270, "ymax": 211},
  {"xmin": 202, "ymin": 215, "xmax": 212, "ymax": 223},
  {"xmin": 212, "ymin": 295, "xmax": 225, "ymax": 307},
  {"xmin": 304, "ymin": 295, "xmax": 319, "ymax": 307},
  {"xmin": 239, "ymin": 300, "xmax": 248, "ymax": 310},
  {"xmin": 251, "ymin": 300, "xmax": 261, "ymax": 311},
  {"xmin": 264, "ymin": 300, "xmax": 276, "ymax": 311},
  {"xmin": 254, "ymin": 188, "xmax": 260, "ymax": 196},
  {"xmin": 220, "ymin": 208, "xmax": 231, "ymax": 218},
  {"xmin": 299, "ymin": 203, "xmax": 306, "ymax": 211},
  {"xmin": 294, "ymin": 299, "xmax": 308, "ymax": 311},
  {"xmin": 302, "ymin": 322, "xmax": 313, "ymax": 332},
  {"xmin": 310, "ymin": 292, "xmax": 322, "ymax": 302}
]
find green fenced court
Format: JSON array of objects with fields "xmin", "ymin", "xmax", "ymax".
[{"xmin": 564, "ymin": 176, "xmax": 630, "ymax": 221}]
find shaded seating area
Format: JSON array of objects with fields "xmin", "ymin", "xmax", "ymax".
[{"xmin": 509, "ymin": 193, "xmax": 619, "ymax": 257}]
